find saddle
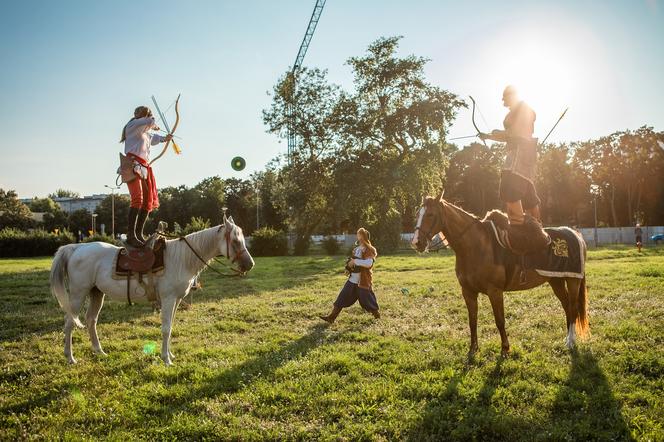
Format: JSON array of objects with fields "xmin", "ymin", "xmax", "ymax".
[
  {"xmin": 483, "ymin": 210, "xmax": 550, "ymax": 255},
  {"xmin": 115, "ymin": 236, "xmax": 166, "ymax": 305},
  {"xmin": 483, "ymin": 211, "xmax": 584, "ymax": 285}
]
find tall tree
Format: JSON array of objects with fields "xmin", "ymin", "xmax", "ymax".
[{"xmin": 0, "ymin": 189, "xmax": 34, "ymax": 230}]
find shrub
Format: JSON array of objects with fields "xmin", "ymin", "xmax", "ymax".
[
  {"xmin": 0, "ymin": 228, "xmax": 75, "ymax": 257},
  {"xmin": 367, "ymin": 208, "xmax": 402, "ymax": 253},
  {"xmin": 322, "ymin": 236, "xmax": 341, "ymax": 255},
  {"xmin": 249, "ymin": 227, "xmax": 288, "ymax": 257},
  {"xmin": 83, "ymin": 234, "xmax": 122, "ymax": 246},
  {"xmin": 183, "ymin": 217, "xmax": 211, "ymax": 235},
  {"xmin": 293, "ymin": 235, "xmax": 311, "ymax": 256}
]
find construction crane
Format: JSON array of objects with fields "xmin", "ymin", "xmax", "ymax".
[{"xmin": 287, "ymin": 0, "xmax": 326, "ymax": 162}]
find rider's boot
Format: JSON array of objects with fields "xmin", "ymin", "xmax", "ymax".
[
  {"xmin": 126, "ymin": 207, "xmax": 144, "ymax": 248},
  {"xmin": 319, "ymin": 305, "xmax": 342, "ymax": 323},
  {"xmin": 136, "ymin": 208, "xmax": 150, "ymax": 243}
]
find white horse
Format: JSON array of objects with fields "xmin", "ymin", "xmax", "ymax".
[{"xmin": 49, "ymin": 216, "xmax": 254, "ymax": 365}]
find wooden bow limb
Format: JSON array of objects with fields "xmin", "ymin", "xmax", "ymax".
[
  {"xmin": 469, "ymin": 95, "xmax": 488, "ymax": 148},
  {"xmin": 150, "ymin": 94, "xmax": 181, "ymax": 165}
]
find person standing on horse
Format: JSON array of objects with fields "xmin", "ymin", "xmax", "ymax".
[
  {"xmin": 479, "ymin": 85, "xmax": 549, "ymax": 252},
  {"xmin": 120, "ymin": 106, "xmax": 172, "ymax": 247},
  {"xmin": 320, "ymin": 228, "xmax": 380, "ymax": 323}
]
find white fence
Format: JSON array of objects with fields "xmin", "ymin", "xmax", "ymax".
[
  {"xmin": 247, "ymin": 227, "xmax": 664, "ymax": 250},
  {"xmin": 577, "ymin": 226, "xmax": 664, "ymax": 246}
]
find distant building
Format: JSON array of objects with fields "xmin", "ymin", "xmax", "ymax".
[{"xmin": 53, "ymin": 194, "xmax": 107, "ymax": 214}]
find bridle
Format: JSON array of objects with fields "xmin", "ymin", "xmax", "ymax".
[
  {"xmin": 415, "ymin": 201, "xmax": 479, "ymax": 250},
  {"xmin": 160, "ymin": 224, "xmax": 249, "ymax": 277}
]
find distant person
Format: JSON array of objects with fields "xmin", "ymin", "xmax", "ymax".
[
  {"xmin": 119, "ymin": 106, "xmax": 172, "ymax": 247},
  {"xmin": 635, "ymin": 223, "xmax": 643, "ymax": 252},
  {"xmin": 320, "ymin": 228, "xmax": 380, "ymax": 323},
  {"xmin": 480, "ymin": 85, "xmax": 549, "ymax": 253}
]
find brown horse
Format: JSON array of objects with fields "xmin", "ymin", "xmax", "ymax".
[{"xmin": 411, "ymin": 193, "xmax": 589, "ymax": 357}]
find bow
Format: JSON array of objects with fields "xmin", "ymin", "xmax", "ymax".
[
  {"xmin": 150, "ymin": 94, "xmax": 181, "ymax": 165},
  {"xmin": 469, "ymin": 95, "xmax": 487, "ymax": 148}
]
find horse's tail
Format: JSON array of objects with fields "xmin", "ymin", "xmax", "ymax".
[
  {"xmin": 50, "ymin": 244, "xmax": 84, "ymax": 328},
  {"xmin": 575, "ymin": 275, "xmax": 590, "ymax": 339}
]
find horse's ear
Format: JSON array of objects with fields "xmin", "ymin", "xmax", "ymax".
[
  {"xmin": 228, "ymin": 215, "xmax": 235, "ymax": 224},
  {"xmin": 437, "ymin": 189, "xmax": 445, "ymax": 202}
]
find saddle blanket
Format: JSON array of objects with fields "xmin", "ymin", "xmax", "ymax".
[
  {"xmin": 486, "ymin": 222, "xmax": 585, "ymax": 279},
  {"xmin": 524, "ymin": 227, "xmax": 584, "ymax": 278}
]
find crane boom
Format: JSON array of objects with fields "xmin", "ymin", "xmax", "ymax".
[{"xmin": 288, "ymin": 0, "xmax": 326, "ymax": 161}]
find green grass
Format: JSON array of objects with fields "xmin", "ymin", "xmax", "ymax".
[{"xmin": 1, "ymin": 246, "xmax": 663, "ymax": 441}]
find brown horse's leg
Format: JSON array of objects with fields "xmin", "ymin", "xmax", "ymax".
[
  {"xmin": 462, "ymin": 287, "xmax": 479, "ymax": 355},
  {"xmin": 549, "ymin": 278, "xmax": 572, "ymax": 333},
  {"xmin": 564, "ymin": 278, "xmax": 581, "ymax": 348},
  {"xmin": 487, "ymin": 287, "xmax": 510, "ymax": 356}
]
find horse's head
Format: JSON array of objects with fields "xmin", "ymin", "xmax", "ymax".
[
  {"xmin": 411, "ymin": 191, "xmax": 445, "ymax": 253},
  {"xmin": 222, "ymin": 215, "xmax": 255, "ymax": 274}
]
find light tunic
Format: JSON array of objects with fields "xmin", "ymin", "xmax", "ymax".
[
  {"xmin": 123, "ymin": 117, "xmax": 164, "ymax": 162},
  {"xmin": 348, "ymin": 246, "xmax": 374, "ymax": 284},
  {"xmin": 502, "ymin": 101, "xmax": 538, "ymax": 182}
]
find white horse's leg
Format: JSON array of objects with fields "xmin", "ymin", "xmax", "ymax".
[
  {"xmin": 64, "ymin": 290, "xmax": 86, "ymax": 364},
  {"xmin": 160, "ymin": 295, "xmax": 177, "ymax": 365},
  {"xmin": 86, "ymin": 288, "xmax": 106, "ymax": 356},
  {"xmin": 168, "ymin": 297, "xmax": 182, "ymax": 360}
]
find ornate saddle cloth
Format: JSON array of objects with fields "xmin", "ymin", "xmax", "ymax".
[
  {"xmin": 114, "ymin": 237, "xmax": 166, "ymax": 276},
  {"xmin": 484, "ymin": 215, "xmax": 584, "ymax": 279}
]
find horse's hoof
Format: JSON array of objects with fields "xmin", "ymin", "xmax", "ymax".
[
  {"xmin": 68, "ymin": 357, "xmax": 77, "ymax": 365},
  {"xmin": 94, "ymin": 349, "xmax": 108, "ymax": 357},
  {"xmin": 500, "ymin": 349, "xmax": 511, "ymax": 358}
]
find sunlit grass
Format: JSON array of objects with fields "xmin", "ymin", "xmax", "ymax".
[{"xmin": 0, "ymin": 246, "xmax": 662, "ymax": 440}]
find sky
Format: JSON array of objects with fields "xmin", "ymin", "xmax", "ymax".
[{"xmin": 1, "ymin": 0, "xmax": 662, "ymax": 198}]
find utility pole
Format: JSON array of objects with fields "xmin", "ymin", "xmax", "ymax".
[
  {"xmin": 591, "ymin": 184, "xmax": 599, "ymax": 247},
  {"xmin": 105, "ymin": 184, "xmax": 121, "ymax": 238}
]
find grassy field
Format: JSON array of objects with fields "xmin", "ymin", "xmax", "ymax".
[{"xmin": 0, "ymin": 246, "xmax": 663, "ymax": 441}]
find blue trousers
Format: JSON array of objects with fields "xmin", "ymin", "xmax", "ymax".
[{"xmin": 334, "ymin": 280, "xmax": 379, "ymax": 312}]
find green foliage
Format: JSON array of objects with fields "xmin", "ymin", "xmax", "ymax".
[
  {"xmin": 95, "ymin": 194, "xmax": 130, "ymax": 236},
  {"xmin": 183, "ymin": 216, "xmax": 211, "ymax": 235},
  {"xmin": 293, "ymin": 235, "xmax": 311, "ymax": 256},
  {"xmin": 249, "ymin": 227, "xmax": 288, "ymax": 256},
  {"xmin": 67, "ymin": 209, "xmax": 91, "ymax": 235},
  {"xmin": 0, "ymin": 189, "xmax": 34, "ymax": 230},
  {"xmin": 321, "ymin": 236, "xmax": 341, "ymax": 255},
  {"xmin": 365, "ymin": 206, "xmax": 402, "ymax": 253},
  {"xmin": 0, "ymin": 246, "xmax": 662, "ymax": 440},
  {"xmin": 27, "ymin": 197, "xmax": 60, "ymax": 213},
  {"xmin": 48, "ymin": 189, "xmax": 80, "ymax": 199},
  {"xmin": 83, "ymin": 233, "xmax": 122, "ymax": 246},
  {"xmin": 0, "ymin": 228, "xmax": 74, "ymax": 257}
]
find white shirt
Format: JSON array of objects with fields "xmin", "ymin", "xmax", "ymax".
[
  {"xmin": 123, "ymin": 117, "xmax": 164, "ymax": 162},
  {"xmin": 348, "ymin": 246, "xmax": 374, "ymax": 284}
]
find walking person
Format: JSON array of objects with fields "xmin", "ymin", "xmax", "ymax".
[
  {"xmin": 635, "ymin": 223, "xmax": 643, "ymax": 252},
  {"xmin": 320, "ymin": 228, "xmax": 380, "ymax": 323},
  {"xmin": 119, "ymin": 106, "xmax": 172, "ymax": 247}
]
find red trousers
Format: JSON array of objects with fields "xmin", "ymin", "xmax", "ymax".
[{"xmin": 126, "ymin": 154, "xmax": 159, "ymax": 211}]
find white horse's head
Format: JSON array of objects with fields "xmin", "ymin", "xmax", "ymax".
[{"xmin": 222, "ymin": 215, "xmax": 255, "ymax": 274}]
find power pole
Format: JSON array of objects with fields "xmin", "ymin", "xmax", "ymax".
[
  {"xmin": 287, "ymin": 0, "xmax": 326, "ymax": 163},
  {"xmin": 105, "ymin": 184, "xmax": 121, "ymax": 238}
]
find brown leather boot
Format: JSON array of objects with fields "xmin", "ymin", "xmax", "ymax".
[{"xmin": 319, "ymin": 306, "xmax": 342, "ymax": 323}]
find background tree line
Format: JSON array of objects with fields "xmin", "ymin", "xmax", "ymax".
[{"xmin": 2, "ymin": 36, "xmax": 663, "ymax": 253}]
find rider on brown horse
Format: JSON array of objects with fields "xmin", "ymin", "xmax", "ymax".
[{"xmin": 479, "ymin": 85, "xmax": 549, "ymax": 253}]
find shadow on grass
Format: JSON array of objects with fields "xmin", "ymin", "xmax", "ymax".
[
  {"xmin": 144, "ymin": 323, "xmax": 329, "ymax": 418},
  {"xmin": 407, "ymin": 348, "xmax": 633, "ymax": 441},
  {"xmin": 0, "ymin": 269, "xmax": 157, "ymax": 342},
  {"xmin": 548, "ymin": 347, "xmax": 634, "ymax": 441}
]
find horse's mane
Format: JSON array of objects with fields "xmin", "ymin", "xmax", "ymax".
[
  {"xmin": 165, "ymin": 225, "xmax": 225, "ymax": 280},
  {"xmin": 425, "ymin": 196, "xmax": 480, "ymax": 221}
]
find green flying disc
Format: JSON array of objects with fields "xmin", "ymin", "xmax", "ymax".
[{"xmin": 231, "ymin": 156, "xmax": 246, "ymax": 171}]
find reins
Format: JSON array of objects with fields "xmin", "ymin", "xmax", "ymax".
[{"xmin": 157, "ymin": 228, "xmax": 245, "ymax": 278}]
